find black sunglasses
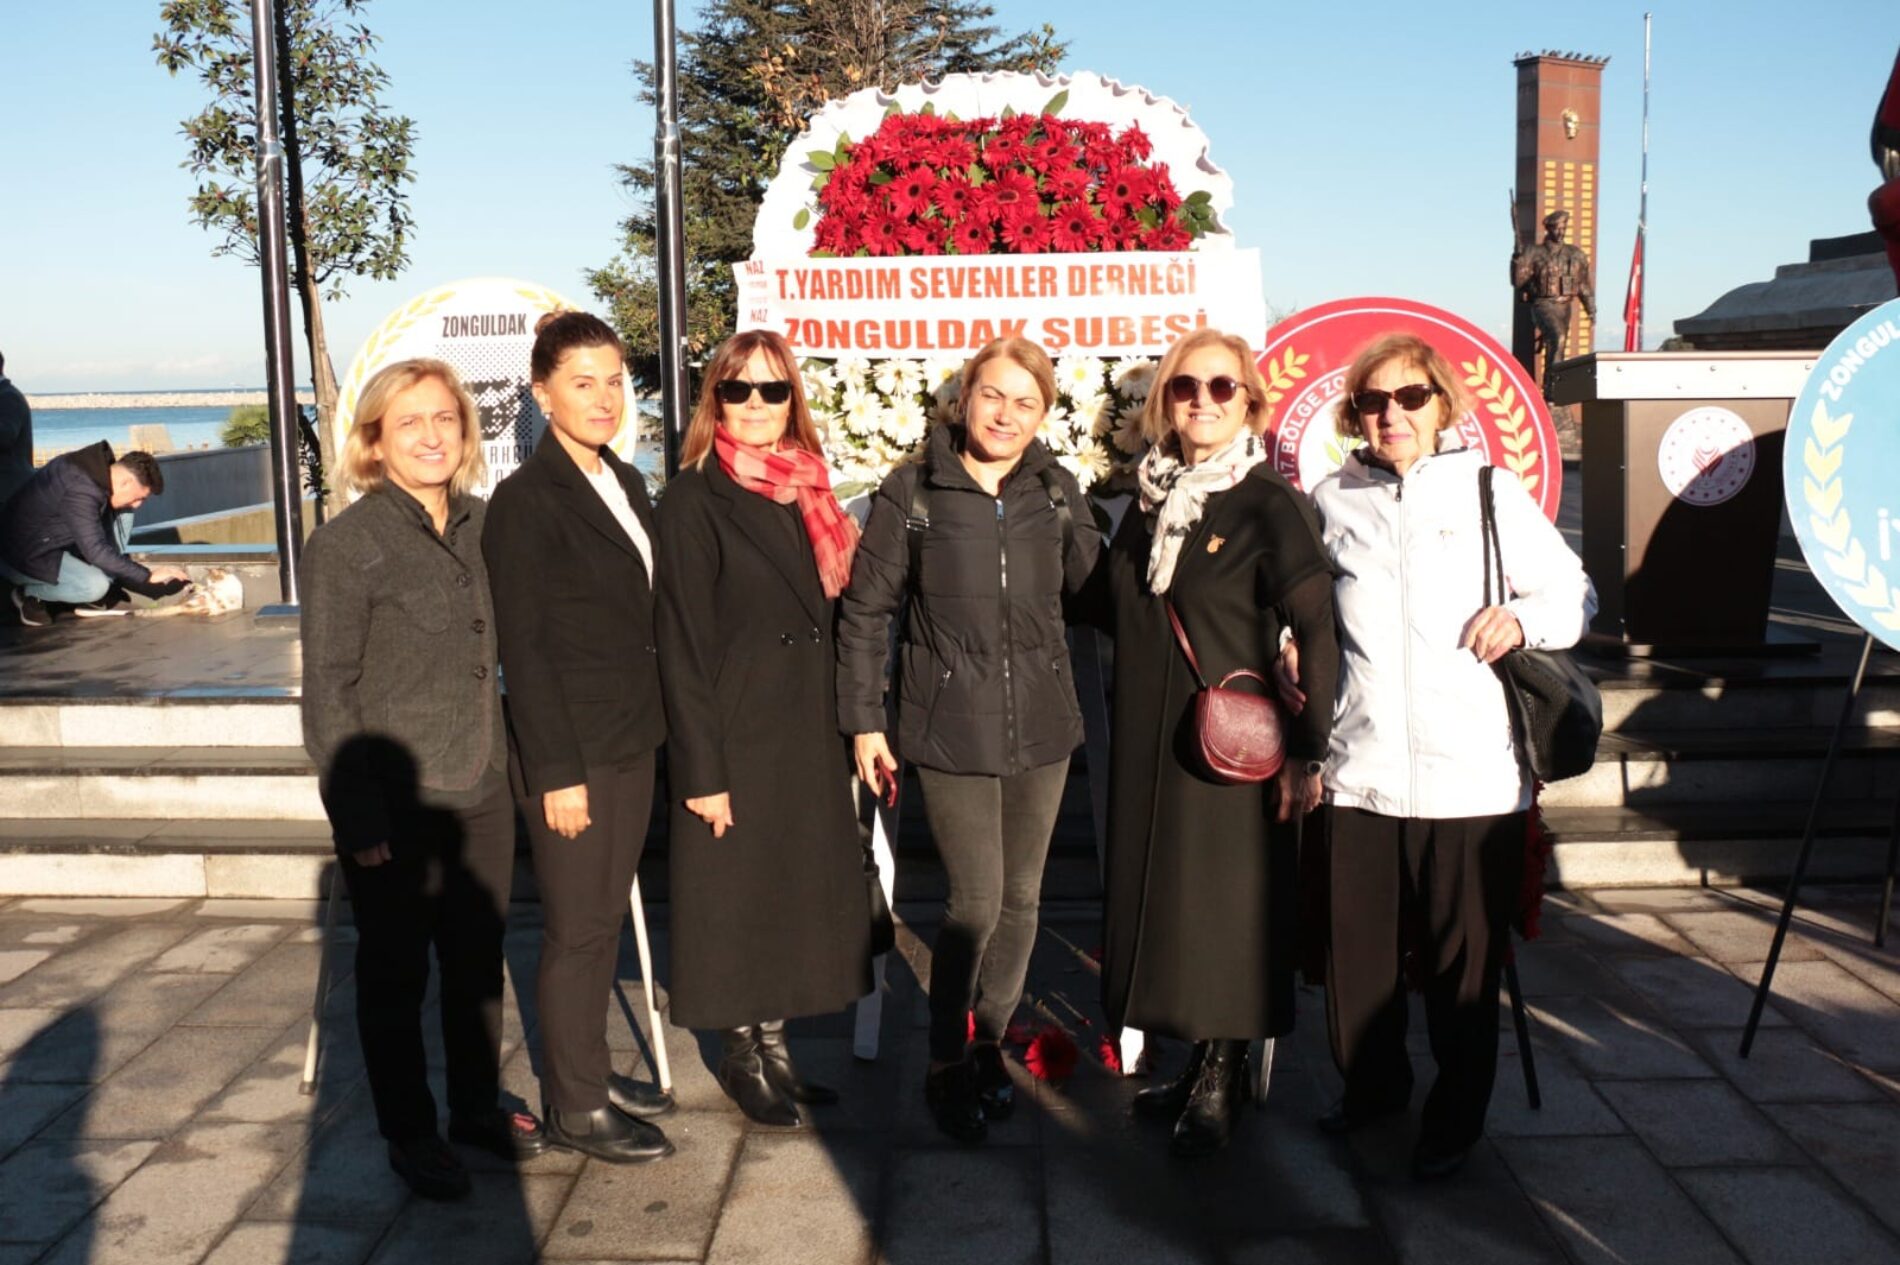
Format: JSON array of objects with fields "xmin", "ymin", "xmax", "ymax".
[
  {"xmin": 1351, "ymin": 383, "xmax": 1439, "ymax": 414},
  {"xmin": 1164, "ymin": 374, "xmax": 1248, "ymax": 406},
  {"xmin": 715, "ymin": 378, "xmax": 793, "ymax": 406}
]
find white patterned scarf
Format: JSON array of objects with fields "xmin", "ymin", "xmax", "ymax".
[{"xmin": 1136, "ymin": 429, "xmax": 1268, "ymax": 594}]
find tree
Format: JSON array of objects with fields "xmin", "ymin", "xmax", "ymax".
[
  {"xmin": 155, "ymin": 0, "xmax": 416, "ymax": 509},
  {"xmin": 589, "ymin": 0, "xmax": 1064, "ymax": 388},
  {"xmin": 221, "ymin": 403, "xmax": 270, "ymax": 448}
]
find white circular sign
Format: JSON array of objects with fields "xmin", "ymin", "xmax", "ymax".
[{"xmin": 1657, "ymin": 406, "xmax": 1755, "ymax": 506}]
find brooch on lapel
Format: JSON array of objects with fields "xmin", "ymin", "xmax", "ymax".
[{"xmin": 1207, "ymin": 535, "xmax": 1226, "ymax": 554}]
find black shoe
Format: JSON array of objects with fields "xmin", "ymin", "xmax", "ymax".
[
  {"xmin": 1171, "ymin": 1040, "xmax": 1247, "ymax": 1158},
  {"xmin": 387, "ymin": 1133, "xmax": 471, "ymax": 1200},
  {"xmin": 447, "ymin": 1106, "xmax": 550, "ymax": 1161},
  {"xmin": 923, "ymin": 1060, "xmax": 987, "ymax": 1144},
  {"xmin": 1133, "ymin": 1041, "xmax": 1207, "ymax": 1118},
  {"xmin": 758, "ymin": 1019, "xmax": 839, "ymax": 1106},
  {"xmin": 544, "ymin": 1104, "xmax": 674, "ymax": 1164},
  {"xmin": 608, "ymin": 1071, "xmax": 678, "ymax": 1119},
  {"xmin": 1412, "ymin": 1141, "xmax": 1473, "ymax": 1181},
  {"xmin": 1316, "ymin": 1095, "xmax": 1409, "ymax": 1136},
  {"xmin": 969, "ymin": 1042, "xmax": 1015, "ymax": 1121},
  {"xmin": 718, "ymin": 1027, "xmax": 802, "ymax": 1127},
  {"xmin": 10, "ymin": 589, "xmax": 49, "ymax": 628}
]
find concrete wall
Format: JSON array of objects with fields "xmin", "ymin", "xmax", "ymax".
[{"xmin": 134, "ymin": 445, "xmax": 272, "ymax": 527}]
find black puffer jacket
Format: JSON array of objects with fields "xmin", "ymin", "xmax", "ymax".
[{"xmin": 837, "ymin": 423, "xmax": 1102, "ymax": 776}]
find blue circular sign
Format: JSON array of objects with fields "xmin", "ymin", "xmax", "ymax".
[{"xmin": 1785, "ymin": 297, "xmax": 1900, "ymax": 652}]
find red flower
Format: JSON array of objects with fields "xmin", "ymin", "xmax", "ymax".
[
  {"xmin": 948, "ymin": 218, "xmax": 992, "ymax": 254},
  {"xmin": 1101, "ymin": 217, "xmax": 1140, "ymax": 251},
  {"xmin": 986, "ymin": 169, "xmax": 1039, "ymax": 223},
  {"xmin": 1044, "ymin": 165, "xmax": 1091, "ymax": 201},
  {"xmin": 1141, "ymin": 217, "xmax": 1192, "ymax": 251},
  {"xmin": 1050, "ymin": 200, "xmax": 1100, "ymax": 252},
  {"xmin": 1118, "ymin": 123, "xmax": 1154, "ymax": 160},
  {"xmin": 886, "ymin": 166, "xmax": 938, "ymax": 217},
  {"xmin": 1024, "ymin": 1026, "xmax": 1080, "ymax": 1084},
  {"xmin": 1101, "ymin": 166, "xmax": 1153, "ymax": 217},
  {"xmin": 903, "ymin": 221, "xmax": 942, "ymax": 254},
  {"xmin": 1097, "ymin": 1035, "xmax": 1123, "ymax": 1074},
  {"xmin": 981, "ymin": 132, "xmax": 1025, "ymax": 169},
  {"xmin": 1000, "ymin": 214, "xmax": 1053, "ymax": 252},
  {"xmin": 864, "ymin": 212, "xmax": 909, "ymax": 257},
  {"xmin": 1147, "ymin": 161, "xmax": 1184, "ymax": 211},
  {"xmin": 933, "ymin": 174, "xmax": 976, "ymax": 220}
]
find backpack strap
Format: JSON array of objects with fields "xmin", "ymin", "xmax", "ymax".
[
  {"xmin": 1037, "ymin": 466, "xmax": 1075, "ymax": 562},
  {"xmin": 905, "ymin": 473, "xmax": 930, "ymax": 594}
]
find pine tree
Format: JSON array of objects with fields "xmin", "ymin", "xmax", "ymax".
[{"xmin": 589, "ymin": 0, "xmax": 1065, "ymax": 387}]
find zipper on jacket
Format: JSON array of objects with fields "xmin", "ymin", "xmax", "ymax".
[
  {"xmin": 1395, "ymin": 476, "xmax": 1419, "ymax": 809},
  {"xmin": 997, "ymin": 498, "xmax": 1018, "ymax": 772}
]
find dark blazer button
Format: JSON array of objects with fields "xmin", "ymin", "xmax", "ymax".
[
  {"xmin": 781, "ymin": 633, "xmax": 795, "ymax": 646},
  {"xmin": 472, "ymin": 665, "xmax": 488, "ymax": 679},
  {"xmin": 457, "ymin": 573, "xmax": 472, "ymax": 587},
  {"xmin": 809, "ymin": 626, "xmax": 822, "ymax": 642},
  {"xmin": 645, "ymin": 644, "xmax": 657, "ymax": 654},
  {"xmin": 471, "ymin": 618, "xmax": 486, "ymax": 633}
]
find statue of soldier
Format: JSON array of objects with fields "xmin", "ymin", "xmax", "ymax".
[{"xmin": 1512, "ymin": 210, "xmax": 1596, "ymax": 394}]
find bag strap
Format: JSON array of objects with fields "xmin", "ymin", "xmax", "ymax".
[
  {"xmin": 1478, "ymin": 465, "xmax": 1507, "ymax": 607},
  {"xmin": 904, "ymin": 474, "xmax": 930, "ymax": 595},
  {"xmin": 1037, "ymin": 466, "xmax": 1075, "ymax": 563},
  {"xmin": 1164, "ymin": 599, "xmax": 1211, "ymax": 690}
]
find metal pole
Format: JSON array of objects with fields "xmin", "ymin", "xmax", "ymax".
[
  {"xmin": 251, "ymin": 0, "xmax": 303, "ymax": 608},
  {"xmin": 652, "ymin": 0, "xmax": 690, "ymax": 479},
  {"xmin": 1637, "ymin": 12, "xmax": 1650, "ymax": 351}
]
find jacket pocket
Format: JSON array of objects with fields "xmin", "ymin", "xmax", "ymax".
[{"xmin": 395, "ymin": 580, "xmax": 451, "ymax": 634}]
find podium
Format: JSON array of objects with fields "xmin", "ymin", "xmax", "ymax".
[{"xmin": 1546, "ymin": 352, "xmax": 1817, "ymax": 649}]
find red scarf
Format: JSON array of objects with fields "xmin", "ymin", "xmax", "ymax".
[{"xmin": 713, "ymin": 428, "xmax": 860, "ymax": 599}]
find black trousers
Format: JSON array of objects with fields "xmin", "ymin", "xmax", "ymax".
[
  {"xmin": 522, "ymin": 756, "xmax": 654, "ymax": 1113},
  {"xmin": 339, "ymin": 780, "xmax": 515, "ymax": 1143},
  {"xmin": 1324, "ymin": 805, "xmax": 1525, "ymax": 1153},
  {"xmin": 916, "ymin": 756, "xmax": 1070, "ymax": 1063}
]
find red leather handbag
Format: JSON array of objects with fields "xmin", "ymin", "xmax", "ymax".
[{"xmin": 1165, "ymin": 600, "xmax": 1286, "ymax": 784}]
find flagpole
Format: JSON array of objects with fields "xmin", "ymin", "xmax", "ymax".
[{"xmin": 1637, "ymin": 11, "xmax": 1650, "ymax": 348}]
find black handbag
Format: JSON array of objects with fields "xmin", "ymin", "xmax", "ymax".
[{"xmin": 1479, "ymin": 466, "xmax": 1601, "ymax": 782}]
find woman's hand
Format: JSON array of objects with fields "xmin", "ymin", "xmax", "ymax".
[
  {"xmin": 853, "ymin": 732, "xmax": 897, "ymax": 792},
  {"xmin": 1273, "ymin": 638, "xmax": 1306, "ymax": 715},
  {"xmin": 686, "ymin": 792, "xmax": 735, "ymax": 839},
  {"xmin": 1461, "ymin": 605, "xmax": 1525, "ymax": 665},
  {"xmin": 352, "ymin": 842, "xmax": 392, "ymax": 867},
  {"xmin": 543, "ymin": 784, "xmax": 592, "ymax": 840},
  {"xmin": 1273, "ymin": 763, "xmax": 1323, "ymax": 824}
]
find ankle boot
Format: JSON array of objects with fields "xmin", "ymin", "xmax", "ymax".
[
  {"xmin": 969, "ymin": 1042, "xmax": 1014, "ymax": 1121},
  {"xmin": 1171, "ymin": 1039, "xmax": 1247, "ymax": 1157},
  {"xmin": 923, "ymin": 1059, "xmax": 987, "ymax": 1144},
  {"xmin": 1133, "ymin": 1041, "xmax": 1207, "ymax": 1117},
  {"xmin": 757, "ymin": 1019, "xmax": 839, "ymax": 1105},
  {"xmin": 718, "ymin": 1027, "xmax": 802, "ymax": 1127}
]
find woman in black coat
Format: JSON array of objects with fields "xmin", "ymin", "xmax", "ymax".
[
  {"xmin": 301, "ymin": 358, "xmax": 546, "ymax": 1201},
  {"xmin": 655, "ymin": 329, "xmax": 873, "ymax": 1127},
  {"xmin": 838, "ymin": 338, "xmax": 1102, "ymax": 1144},
  {"xmin": 482, "ymin": 312, "xmax": 674, "ymax": 1165},
  {"xmin": 1099, "ymin": 327, "xmax": 1339, "ymax": 1157}
]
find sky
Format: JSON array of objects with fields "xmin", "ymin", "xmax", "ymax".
[{"xmin": 1, "ymin": 0, "xmax": 1895, "ymax": 393}]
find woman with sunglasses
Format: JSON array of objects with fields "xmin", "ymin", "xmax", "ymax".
[
  {"xmin": 654, "ymin": 330, "xmax": 874, "ymax": 1127},
  {"xmin": 1096, "ymin": 326, "xmax": 1338, "ymax": 1158},
  {"xmin": 1279, "ymin": 333, "xmax": 1592, "ymax": 1179},
  {"xmin": 838, "ymin": 337, "xmax": 1102, "ymax": 1144}
]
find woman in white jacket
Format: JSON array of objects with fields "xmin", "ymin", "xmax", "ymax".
[{"xmin": 1281, "ymin": 332, "xmax": 1594, "ymax": 1180}]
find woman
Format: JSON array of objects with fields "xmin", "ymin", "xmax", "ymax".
[
  {"xmin": 301, "ymin": 358, "xmax": 546, "ymax": 1201},
  {"xmin": 1098, "ymin": 327, "xmax": 1338, "ymax": 1158},
  {"xmin": 654, "ymin": 330, "xmax": 874, "ymax": 1127},
  {"xmin": 838, "ymin": 337, "xmax": 1101, "ymax": 1144},
  {"xmin": 483, "ymin": 312, "xmax": 674, "ymax": 1164},
  {"xmin": 1290, "ymin": 332, "xmax": 1594, "ymax": 1179}
]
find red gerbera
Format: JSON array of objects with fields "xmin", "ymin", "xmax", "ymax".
[
  {"xmin": 1101, "ymin": 217, "xmax": 1140, "ymax": 251},
  {"xmin": 1101, "ymin": 166, "xmax": 1153, "ymax": 217},
  {"xmin": 980, "ymin": 132, "xmax": 1025, "ymax": 169},
  {"xmin": 1049, "ymin": 200, "xmax": 1100, "ymax": 252},
  {"xmin": 986, "ymin": 169, "xmax": 1040, "ymax": 223},
  {"xmin": 886, "ymin": 166, "xmax": 939, "ymax": 217},
  {"xmin": 1141, "ymin": 217, "xmax": 1192, "ymax": 251},
  {"xmin": 948, "ymin": 218, "xmax": 991, "ymax": 254},
  {"xmin": 1024, "ymin": 1026, "xmax": 1080, "ymax": 1084},
  {"xmin": 1147, "ymin": 161, "xmax": 1184, "ymax": 211},
  {"xmin": 1043, "ymin": 165, "xmax": 1091, "ymax": 201},
  {"xmin": 902, "ymin": 221, "xmax": 942, "ymax": 254},
  {"xmin": 1117, "ymin": 122, "xmax": 1154, "ymax": 160},
  {"xmin": 1096, "ymin": 1035, "xmax": 1123, "ymax": 1074},
  {"xmin": 864, "ymin": 212, "xmax": 909, "ymax": 257},
  {"xmin": 999, "ymin": 214, "xmax": 1053, "ymax": 252},
  {"xmin": 933, "ymin": 174, "xmax": 975, "ymax": 220}
]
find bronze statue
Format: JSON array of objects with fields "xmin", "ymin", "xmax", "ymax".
[{"xmin": 1512, "ymin": 210, "xmax": 1596, "ymax": 394}]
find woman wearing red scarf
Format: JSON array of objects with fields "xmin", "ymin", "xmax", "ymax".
[{"xmin": 655, "ymin": 330, "xmax": 876, "ymax": 1127}]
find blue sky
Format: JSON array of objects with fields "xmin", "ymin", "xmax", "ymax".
[{"xmin": 1, "ymin": 0, "xmax": 1894, "ymax": 392}]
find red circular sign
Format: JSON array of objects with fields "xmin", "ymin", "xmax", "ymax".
[{"xmin": 1256, "ymin": 296, "xmax": 1563, "ymax": 522}]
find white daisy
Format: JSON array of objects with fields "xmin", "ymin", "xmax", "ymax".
[
  {"xmin": 1111, "ymin": 402, "xmax": 1149, "ymax": 456},
  {"xmin": 1056, "ymin": 354, "xmax": 1107, "ymax": 402},
  {"xmin": 1112, "ymin": 358, "xmax": 1157, "ymax": 402}
]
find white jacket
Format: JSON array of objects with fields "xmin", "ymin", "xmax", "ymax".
[{"xmin": 1311, "ymin": 446, "xmax": 1596, "ymax": 819}]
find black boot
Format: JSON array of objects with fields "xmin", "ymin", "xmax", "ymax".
[
  {"xmin": 387, "ymin": 1133, "xmax": 471, "ymax": 1200},
  {"xmin": 719, "ymin": 1027, "xmax": 802, "ymax": 1127},
  {"xmin": 1170, "ymin": 1040, "xmax": 1247, "ymax": 1157},
  {"xmin": 1133, "ymin": 1041, "xmax": 1207, "ymax": 1117},
  {"xmin": 757, "ymin": 1019, "xmax": 839, "ymax": 1105},
  {"xmin": 969, "ymin": 1042, "xmax": 1015, "ymax": 1121},
  {"xmin": 543, "ymin": 1105, "xmax": 673, "ymax": 1164},
  {"xmin": 923, "ymin": 1060, "xmax": 987, "ymax": 1144}
]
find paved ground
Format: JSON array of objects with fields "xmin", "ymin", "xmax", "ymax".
[{"xmin": 2, "ymin": 884, "xmax": 1899, "ymax": 1265}]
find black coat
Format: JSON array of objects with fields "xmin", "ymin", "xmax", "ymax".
[
  {"xmin": 1099, "ymin": 464, "xmax": 1338, "ymax": 1042},
  {"xmin": 0, "ymin": 376, "xmax": 32, "ymax": 507},
  {"xmin": 482, "ymin": 437, "xmax": 664, "ymax": 797},
  {"xmin": 0, "ymin": 440, "xmax": 149, "ymax": 587},
  {"xmin": 654, "ymin": 461, "xmax": 872, "ymax": 1028},
  {"xmin": 837, "ymin": 423, "xmax": 1102, "ymax": 775}
]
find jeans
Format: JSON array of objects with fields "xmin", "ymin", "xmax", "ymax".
[{"xmin": 0, "ymin": 511, "xmax": 135, "ymax": 604}]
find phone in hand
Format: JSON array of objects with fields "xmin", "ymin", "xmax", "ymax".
[{"xmin": 874, "ymin": 761, "xmax": 898, "ymax": 808}]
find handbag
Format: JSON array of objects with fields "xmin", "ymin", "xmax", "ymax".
[
  {"xmin": 1165, "ymin": 598, "xmax": 1287, "ymax": 784},
  {"xmin": 1479, "ymin": 466, "xmax": 1602, "ymax": 782}
]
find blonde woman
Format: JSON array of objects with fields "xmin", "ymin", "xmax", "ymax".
[{"xmin": 301, "ymin": 358, "xmax": 545, "ymax": 1203}]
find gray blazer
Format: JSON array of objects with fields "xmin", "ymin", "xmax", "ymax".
[{"xmin": 299, "ymin": 483, "xmax": 506, "ymax": 854}]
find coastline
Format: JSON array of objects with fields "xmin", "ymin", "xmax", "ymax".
[{"xmin": 25, "ymin": 390, "xmax": 317, "ymax": 409}]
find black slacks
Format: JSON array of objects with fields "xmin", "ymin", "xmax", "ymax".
[
  {"xmin": 340, "ymin": 780, "xmax": 515, "ymax": 1143},
  {"xmin": 1324, "ymin": 805, "xmax": 1526, "ymax": 1153},
  {"xmin": 522, "ymin": 756, "xmax": 654, "ymax": 1113}
]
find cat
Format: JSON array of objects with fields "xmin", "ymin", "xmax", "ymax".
[{"xmin": 135, "ymin": 567, "xmax": 245, "ymax": 619}]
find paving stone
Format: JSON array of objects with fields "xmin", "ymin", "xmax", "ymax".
[
  {"xmin": 0, "ymin": 1137, "xmax": 160, "ymax": 1243},
  {"xmin": 1510, "ymin": 944, "xmax": 1643, "ymax": 999},
  {"xmin": 0, "ymin": 948, "xmax": 51, "ymax": 983},
  {"xmin": 1667, "ymin": 911, "xmax": 1827, "ymax": 965},
  {"xmin": 248, "ymin": 1085, "xmax": 408, "ymax": 1223},
  {"xmin": 1364, "ymin": 1142, "xmax": 1568, "ymax": 1264},
  {"xmin": 1676, "ymin": 1167, "xmax": 1900, "ymax": 1265},
  {"xmin": 199, "ymin": 1023, "xmax": 365, "ymax": 1127},
  {"xmin": 183, "ymin": 940, "xmax": 325, "ymax": 1028},
  {"xmin": 0, "ymin": 1005, "xmax": 58, "ymax": 1057},
  {"xmin": 3, "ymin": 975, "xmax": 229, "ymax": 1084},
  {"xmin": 1044, "ymin": 1138, "xmax": 1212, "ymax": 1265},
  {"xmin": 149, "ymin": 924, "xmax": 288, "ymax": 974},
  {"xmin": 1226, "ymin": 1231, "xmax": 1397, "ymax": 1265},
  {"xmin": 1484, "ymin": 1040, "xmax": 1627, "ymax": 1138},
  {"xmin": 1762, "ymin": 1102, "xmax": 1900, "ymax": 1236},
  {"xmin": 1606, "ymin": 956, "xmax": 1789, "ymax": 1029},
  {"xmin": 877, "ymin": 1148, "xmax": 1042, "ymax": 1265},
  {"xmin": 365, "ymin": 1172, "xmax": 571, "ymax": 1265},
  {"xmin": 1550, "ymin": 912, "xmax": 1697, "ymax": 956},
  {"xmin": 4, "ymin": 922, "xmax": 89, "ymax": 947},
  {"xmin": 1497, "ymin": 1136, "xmax": 1743, "ymax": 1265},
  {"xmin": 7, "ymin": 899, "xmax": 193, "ymax": 918},
  {"xmin": 195, "ymin": 899, "xmax": 332, "ymax": 923},
  {"xmin": 1526, "ymin": 995, "xmax": 1716, "ymax": 1080},
  {"xmin": 1589, "ymin": 889, "xmax": 1748, "ymax": 914},
  {"xmin": 0, "ymin": 923, "xmax": 194, "ymax": 1008},
  {"xmin": 44, "ymin": 1024, "xmax": 282, "ymax": 1140},
  {"xmin": 1812, "ymin": 936, "xmax": 1900, "ymax": 1006},
  {"xmin": 539, "ymin": 1109, "xmax": 737, "ymax": 1257},
  {"xmin": 0, "ymin": 1083, "xmax": 86, "ymax": 1161},
  {"xmin": 199, "ymin": 1220, "xmax": 381, "ymax": 1265},
  {"xmin": 704, "ymin": 1132, "xmax": 879, "ymax": 1265},
  {"xmin": 1689, "ymin": 1028, "xmax": 1888, "ymax": 1104},
  {"xmin": 1596, "ymin": 1080, "xmax": 1802, "ymax": 1166},
  {"xmin": 1753, "ymin": 959, "xmax": 1900, "ymax": 1072}
]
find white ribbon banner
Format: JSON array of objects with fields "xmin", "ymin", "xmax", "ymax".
[{"xmin": 733, "ymin": 249, "xmax": 1265, "ymax": 358}]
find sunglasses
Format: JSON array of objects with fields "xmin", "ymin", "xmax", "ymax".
[
  {"xmin": 1351, "ymin": 383, "xmax": 1439, "ymax": 414},
  {"xmin": 714, "ymin": 378, "xmax": 793, "ymax": 406},
  {"xmin": 1164, "ymin": 374, "xmax": 1248, "ymax": 406}
]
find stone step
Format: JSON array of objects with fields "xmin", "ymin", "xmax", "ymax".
[
  {"xmin": 1595, "ymin": 674, "xmax": 1900, "ymax": 732},
  {"xmin": 0, "ymin": 696, "xmax": 302, "ymax": 748},
  {"xmin": 1538, "ymin": 726, "xmax": 1900, "ymax": 809},
  {"xmin": 1542, "ymin": 800, "xmax": 1898, "ymax": 887},
  {"xmin": 0, "ymin": 747, "xmax": 323, "ymax": 820}
]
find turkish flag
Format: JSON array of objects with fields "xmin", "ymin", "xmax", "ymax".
[{"xmin": 1621, "ymin": 228, "xmax": 1645, "ymax": 352}]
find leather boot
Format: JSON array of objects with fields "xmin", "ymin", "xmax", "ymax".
[
  {"xmin": 969, "ymin": 1042, "xmax": 1015, "ymax": 1121},
  {"xmin": 544, "ymin": 1104, "xmax": 674, "ymax": 1164},
  {"xmin": 719, "ymin": 1027, "xmax": 802, "ymax": 1127},
  {"xmin": 1170, "ymin": 1040, "xmax": 1248, "ymax": 1157},
  {"xmin": 1133, "ymin": 1041, "xmax": 1207, "ymax": 1117},
  {"xmin": 923, "ymin": 1059, "xmax": 987, "ymax": 1144},
  {"xmin": 757, "ymin": 1019, "xmax": 839, "ymax": 1105}
]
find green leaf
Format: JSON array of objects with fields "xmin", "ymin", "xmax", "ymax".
[
  {"xmin": 883, "ymin": 102, "xmax": 902, "ymax": 118},
  {"xmin": 1041, "ymin": 89, "xmax": 1068, "ymax": 115},
  {"xmin": 835, "ymin": 132, "xmax": 852, "ymax": 156},
  {"xmin": 869, "ymin": 170, "xmax": 894, "ymax": 186},
  {"xmin": 793, "ymin": 208, "xmax": 810, "ymax": 230},
  {"xmin": 921, "ymin": 101, "xmax": 936, "ymax": 116},
  {"xmin": 810, "ymin": 249, "xmax": 837, "ymax": 258},
  {"xmin": 808, "ymin": 149, "xmax": 836, "ymax": 171},
  {"xmin": 967, "ymin": 164, "xmax": 986, "ymax": 186},
  {"xmin": 1184, "ymin": 190, "xmax": 1213, "ymax": 205},
  {"xmin": 1002, "ymin": 105, "xmax": 1016, "ymax": 120},
  {"xmin": 1136, "ymin": 207, "xmax": 1160, "ymax": 229},
  {"xmin": 945, "ymin": 111, "xmax": 959, "ymax": 122}
]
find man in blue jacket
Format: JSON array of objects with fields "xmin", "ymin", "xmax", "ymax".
[
  {"xmin": 0, "ymin": 442, "xmax": 190, "ymax": 626},
  {"xmin": 0, "ymin": 350, "xmax": 32, "ymax": 508}
]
